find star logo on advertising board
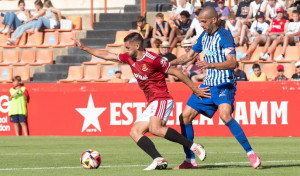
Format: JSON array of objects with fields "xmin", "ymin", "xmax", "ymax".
[{"xmin": 75, "ymin": 94, "xmax": 106, "ymax": 132}]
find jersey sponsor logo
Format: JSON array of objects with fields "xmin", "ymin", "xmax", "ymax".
[
  {"xmin": 142, "ymin": 64, "xmax": 148, "ymax": 71},
  {"xmin": 160, "ymin": 58, "xmax": 168, "ymax": 68},
  {"xmin": 134, "ymin": 73, "xmax": 148, "ymax": 80},
  {"xmin": 203, "ymin": 49, "xmax": 217, "ymax": 57}
]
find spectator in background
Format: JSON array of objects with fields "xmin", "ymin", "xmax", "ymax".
[
  {"xmin": 204, "ymin": 0, "xmax": 218, "ymax": 8},
  {"xmin": 136, "ymin": 16, "xmax": 152, "ymax": 48},
  {"xmin": 231, "ymin": 0, "xmax": 240, "ymax": 13},
  {"xmin": 7, "ymin": 0, "xmax": 45, "ymax": 45},
  {"xmin": 249, "ymin": 63, "xmax": 268, "ymax": 81},
  {"xmin": 265, "ymin": 0, "xmax": 285, "ymax": 23},
  {"xmin": 169, "ymin": 11, "xmax": 192, "ymax": 48},
  {"xmin": 217, "ymin": 12, "xmax": 226, "ymax": 28},
  {"xmin": 109, "ymin": 70, "xmax": 129, "ymax": 83},
  {"xmin": 183, "ymin": 8, "xmax": 204, "ymax": 45},
  {"xmin": 29, "ymin": 0, "xmax": 61, "ymax": 33},
  {"xmin": 275, "ymin": 10, "xmax": 300, "ymax": 61},
  {"xmin": 174, "ymin": 0, "xmax": 195, "ymax": 19},
  {"xmin": 234, "ymin": 62, "xmax": 248, "ymax": 81},
  {"xmin": 159, "ymin": 41, "xmax": 177, "ymax": 62},
  {"xmin": 9, "ymin": 76, "xmax": 29, "ymax": 136},
  {"xmin": 0, "ymin": 0, "xmax": 30, "ymax": 34},
  {"xmin": 274, "ymin": 65, "xmax": 288, "ymax": 81},
  {"xmin": 151, "ymin": 13, "xmax": 170, "ymax": 48},
  {"xmin": 215, "ymin": 0, "xmax": 230, "ymax": 20},
  {"xmin": 226, "ymin": 12, "xmax": 242, "ymax": 45},
  {"xmin": 292, "ymin": 61, "xmax": 300, "ymax": 81},
  {"xmin": 236, "ymin": 0, "xmax": 252, "ymax": 20}
]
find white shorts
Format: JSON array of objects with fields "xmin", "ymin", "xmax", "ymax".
[{"xmin": 135, "ymin": 99, "xmax": 174, "ymax": 123}]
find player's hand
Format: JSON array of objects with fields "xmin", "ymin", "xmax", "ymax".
[
  {"xmin": 193, "ymin": 87, "xmax": 211, "ymax": 100},
  {"xmin": 71, "ymin": 37, "xmax": 86, "ymax": 50}
]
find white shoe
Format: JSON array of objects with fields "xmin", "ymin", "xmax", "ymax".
[
  {"xmin": 1, "ymin": 28, "xmax": 10, "ymax": 34},
  {"xmin": 7, "ymin": 38, "xmax": 16, "ymax": 46},
  {"xmin": 144, "ymin": 158, "xmax": 168, "ymax": 170},
  {"xmin": 259, "ymin": 53, "xmax": 264, "ymax": 59},
  {"xmin": 0, "ymin": 28, "xmax": 4, "ymax": 32},
  {"xmin": 264, "ymin": 53, "xmax": 271, "ymax": 61},
  {"xmin": 191, "ymin": 143, "xmax": 206, "ymax": 161},
  {"xmin": 240, "ymin": 53, "xmax": 248, "ymax": 60},
  {"xmin": 275, "ymin": 54, "xmax": 284, "ymax": 61}
]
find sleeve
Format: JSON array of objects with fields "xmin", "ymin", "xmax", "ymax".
[
  {"xmin": 223, "ymin": 7, "xmax": 230, "ymax": 17},
  {"xmin": 117, "ymin": 53, "xmax": 130, "ymax": 64},
  {"xmin": 153, "ymin": 56, "xmax": 171, "ymax": 74},
  {"xmin": 192, "ymin": 32, "xmax": 205, "ymax": 53},
  {"xmin": 250, "ymin": 21, "xmax": 257, "ymax": 34},
  {"xmin": 190, "ymin": 19, "xmax": 196, "ymax": 29},
  {"xmin": 220, "ymin": 30, "xmax": 236, "ymax": 55},
  {"xmin": 262, "ymin": 23, "xmax": 269, "ymax": 34}
]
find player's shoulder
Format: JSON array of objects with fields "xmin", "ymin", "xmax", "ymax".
[
  {"xmin": 217, "ymin": 27, "xmax": 234, "ymax": 43},
  {"xmin": 145, "ymin": 50, "xmax": 161, "ymax": 61}
]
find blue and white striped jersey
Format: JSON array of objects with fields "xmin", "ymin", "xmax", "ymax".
[{"xmin": 192, "ymin": 27, "xmax": 236, "ymax": 87}]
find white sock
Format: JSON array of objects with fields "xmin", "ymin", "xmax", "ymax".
[
  {"xmin": 154, "ymin": 157, "xmax": 164, "ymax": 161},
  {"xmin": 185, "ymin": 158, "xmax": 196, "ymax": 163},
  {"xmin": 247, "ymin": 150, "xmax": 255, "ymax": 157}
]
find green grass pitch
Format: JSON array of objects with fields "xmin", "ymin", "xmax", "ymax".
[{"xmin": 0, "ymin": 137, "xmax": 299, "ymax": 176}]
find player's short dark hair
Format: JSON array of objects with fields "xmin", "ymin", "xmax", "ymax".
[
  {"xmin": 252, "ymin": 63, "xmax": 261, "ymax": 70},
  {"xmin": 124, "ymin": 32, "xmax": 144, "ymax": 47},
  {"xmin": 13, "ymin": 76, "xmax": 22, "ymax": 82},
  {"xmin": 136, "ymin": 16, "xmax": 145, "ymax": 22},
  {"xmin": 292, "ymin": 10, "xmax": 299, "ymax": 15},
  {"xmin": 180, "ymin": 10, "xmax": 190, "ymax": 18},
  {"xmin": 156, "ymin": 13, "xmax": 164, "ymax": 18}
]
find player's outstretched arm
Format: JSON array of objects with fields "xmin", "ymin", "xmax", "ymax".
[
  {"xmin": 167, "ymin": 67, "xmax": 211, "ymax": 99},
  {"xmin": 196, "ymin": 54, "xmax": 237, "ymax": 70},
  {"xmin": 72, "ymin": 38, "xmax": 118, "ymax": 62},
  {"xmin": 170, "ymin": 49, "xmax": 198, "ymax": 66}
]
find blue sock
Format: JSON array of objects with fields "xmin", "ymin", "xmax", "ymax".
[
  {"xmin": 180, "ymin": 123, "xmax": 195, "ymax": 159},
  {"xmin": 226, "ymin": 118, "xmax": 252, "ymax": 153}
]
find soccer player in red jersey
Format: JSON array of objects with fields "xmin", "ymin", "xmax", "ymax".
[{"xmin": 72, "ymin": 33, "xmax": 211, "ymax": 170}]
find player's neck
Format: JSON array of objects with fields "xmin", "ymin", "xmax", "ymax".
[
  {"xmin": 208, "ymin": 26, "xmax": 220, "ymax": 36},
  {"xmin": 135, "ymin": 49, "xmax": 146, "ymax": 61}
]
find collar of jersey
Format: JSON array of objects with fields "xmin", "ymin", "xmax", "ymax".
[{"xmin": 136, "ymin": 50, "xmax": 148, "ymax": 61}]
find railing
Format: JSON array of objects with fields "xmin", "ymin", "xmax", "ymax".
[
  {"xmin": 141, "ymin": 0, "xmax": 147, "ymax": 16},
  {"xmin": 90, "ymin": 0, "xmax": 108, "ymax": 29}
]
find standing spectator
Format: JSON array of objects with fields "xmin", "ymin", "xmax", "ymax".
[
  {"xmin": 265, "ymin": 0, "xmax": 285, "ymax": 23},
  {"xmin": 0, "ymin": 0, "xmax": 30, "ymax": 33},
  {"xmin": 8, "ymin": 76, "xmax": 29, "ymax": 136},
  {"xmin": 226, "ymin": 12, "xmax": 242, "ymax": 45},
  {"xmin": 215, "ymin": 0, "xmax": 230, "ymax": 20},
  {"xmin": 275, "ymin": 10, "xmax": 300, "ymax": 61},
  {"xmin": 274, "ymin": 65, "xmax": 288, "ymax": 81},
  {"xmin": 109, "ymin": 70, "xmax": 129, "ymax": 83},
  {"xmin": 136, "ymin": 16, "xmax": 152, "ymax": 48},
  {"xmin": 204, "ymin": 0, "xmax": 218, "ymax": 8},
  {"xmin": 234, "ymin": 62, "xmax": 248, "ymax": 81},
  {"xmin": 183, "ymin": 8, "xmax": 204, "ymax": 45},
  {"xmin": 249, "ymin": 63, "xmax": 268, "ymax": 81},
  {"xmin": 159, "ymin": 41, "xmax": 177, "ymax": 62},
  {"xmin": 292, "ymin": 61, "xmax": 300, "ymax": 81},
  {"xmin": 169, "ymin": 11, "xmax": 192, "ymax": 48},
  {"xmin": 151, "ymin": 13, "xmax": 170, "ymax": 48}
]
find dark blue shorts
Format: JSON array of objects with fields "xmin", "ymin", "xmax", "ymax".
[
  {"xmin": 10, "ymin": 115, "xmax": 27, "ymax": 123},
  {"xmin": 187, "ymin": 84, "xmax": 236, "ymax": 118}
]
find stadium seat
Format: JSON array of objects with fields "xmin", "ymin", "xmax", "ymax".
[
  {"xmin": 14, "ymin": 49, "xmax": 36, "ymax": 65},
  {"xmin": 107, "ymin": 31, "xmax": 131, "ymax": 47},
  {"xmin": 67, "ymin": 16, "xmax": 82, "ymax": 31},
  {"xmin": 20, "ymin": 32, "xmax": 43, "ymax": 48},
  {"xmin": 281, "ymin": 63, "xmax": 296, "ymax": 79},
  {"xmin": 243, "ymin": 63, "xmax": 254, "ymax": 79},
  {"xmin": 101, "ymin": 64, "xmax": 121, "ymax": 80},
  {"xmin": 77, "ymin": 65, "xmax": 104, "ymax": 82},
  {"xmin": 120, "ymin": 65, "xmax": 133, "ymax": 79},
  {"xmin": 59, "ymin": 66, "xmax": 84, "ymax": 83},
  {"xmin": 30, "ymin": 49, "xmax": 53, "ymax": 65},
  {"xmin": 0, "ymin": 33, "xmax": 10, "ymax": 47},
  {"xmin": 0, "ymin": 67, "xmax": 13, "ymax": 83},
  {"xmin": 0, "ymin": 50, "xmax": 3, "ymax": 63},
  {"xmin": 242, "ymin": 47, "xmax": 263, "ymax": 63},
  {"xmin": 0, "ymin": 17, "xmax": 4, "ymax": 29},
  {"xmin": 276, "ymin": 46, "xmax": 300, "ymax": 63},
  {"xmin": 55, "ymin": 32, "xmax": 76, "ymax": 47},
  {"xmin": 262, "ymin": 63, "xmax": 277, "ymax": 80},
  {"xmin": 146, "ymin": 48, "xmax": 159, "ymax": 54},
  {"xmin": 0, "ymin": 50, "xmax": 20, "ymax": 65},
  {"xmin": 14, "ymin": 66, "xmax": 30, "ymax": 82},
  {"xmin": 38, "ymin": 32, "xmax": 59, "ymax": 47}
]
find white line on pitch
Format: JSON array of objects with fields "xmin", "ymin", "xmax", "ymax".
[{"xmin": 0, "ymin": 160, "xmax": 300, "ymax": 171}]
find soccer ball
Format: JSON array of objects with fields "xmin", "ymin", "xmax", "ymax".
[{"xmin": 80, "ymin": 149, "xmax": 101, "ymax": 169}]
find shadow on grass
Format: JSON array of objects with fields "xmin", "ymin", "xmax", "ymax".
[{"xmin": 195, "ymin": 163, "xmax": 300, "ymax": 170}]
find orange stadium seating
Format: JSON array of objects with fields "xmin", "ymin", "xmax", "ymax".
[
  {"xmin": 67, "ymin": 16, "xmax": 82, "ymax": 31},
  {"xmin": 241, "ymin": 47, "xmax": 263, "ymax": 63},
  {"xmin": 101, "ymin": 64, "xmax": 120, "ymax": 80},
  {"xmin": 243, "ymin": 63, "xmax": 253, "ymax": 79},
  {"xmin": 0, "ymin": 33, "xmax": 10, "ymax": 47},
  {"xmin": 14, "ymin": 66, "xmax": 30, "ymax": 82},
  {"xmin": 107, "ymin": 31, "xmax": 131, "ymax": 47},
  {"xmin": 120, "ymin": 65, "xmax": 133, "ymax": 79},
  {"xmin": 14, "ymin": 49, "xmax": 37, "ymax": 65},
  {"xmin": 38, "ymin": 31, "xmax": 59, "ymax": 48},
  {"xmin": 30, "ymin": 49, "xmax": 53, "ymax": 65},
  {"xmin": 0, "ymin": 67, "xmax": 13, "ymax": 83},
  {"xmin": 59, "ymin": 66, "xmax": 84, "ymax": 83},
  {"xmin": 20, "ymin": 32, "xmax": 43, "ymax": 48},
  {"xmin": 0, "ymin": 50, "xmax": 19, "ymax": 65},
  {"xmin": 55, "ymin": 32, "xmax": 76, "ymax": 47},
  {"xmin": 262, "ymin": 64, "xmax": 277, "ymax": 80},
  {"xmin": 0, "ymin": 50, "xmax": 2, "ymax": 63},
  {"xmin": 277, "ymin": 46, "xmax": 300, "ymax": 62},
  {"xmin": 77, "ymin": 65, "xmax": 105, "ymax": 82},
  {"xmin": 281, "ymin": 63, "xmax": 296, "ymax": 79}
]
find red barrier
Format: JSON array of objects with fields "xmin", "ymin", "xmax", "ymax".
[{"xmin": 0, "ymin": 82, "xmax": 299, "ymax": 136}]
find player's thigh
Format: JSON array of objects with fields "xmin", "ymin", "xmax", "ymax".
[
  {"xmin": 130, "ymin": 121, "xmax": 149, "ymax": 141},
  {"xmin": 218, "ymin": 103, "xmax": 233, "ymax": 123}
]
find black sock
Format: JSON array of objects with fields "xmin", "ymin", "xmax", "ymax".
[
  {"xmin": 164, "ymin": 128, "xmax": 193, "ymax": 149},
  {"xmin": 137, "ymin": 136, "xmax": 162, "ymax": 160}
]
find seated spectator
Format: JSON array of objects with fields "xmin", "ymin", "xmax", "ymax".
[
  {"xmin": 236, "ymin": 0, "xmax": 252, "ymax": 21},
  {"xmin": 274, "ymin": 65, "xmax": 288, "ymax": 81},
  {"xmin": 169, "ymin": 11, "xmax": 192, "ymax": 48},
  {"xmin": 183, "ymin": 8, "xmax": 204, "ymax": 45},
  {"xmin": 217, "ymin": 12, "xmax": 226, "ymax": 28},
  {"xmin": 204, "ymin": 0, "xmax": 218, "ymax": 8},
  {"xmin": 159, "ymin": 41, "xmax": 177, "ymax": 62},
  {"xmin": 7, "ymin": 0, "xmax": 45, "ymax": 45},
  {"xmin": 257, "ymin": 7, "xmax": 289, "ymax": 61},
  {"xmin": 265, "ymin": 0, "xmax": 285, "ymax": 23},
  {"xmin": 234, "ymin": 62, "xmax": 248, "ymax": 81},
  {"xmin": 173, "ymin": 0, "xmax": 195, "ymax": 20},
  {"xmin": 249, "ymin": 63, "xmax": 268, "ymax": 81},
  {"xmin": 225, "ymin": 12, "xmax": 242, "ymax": 45},
  {"xmin": 0, "ymin": 0, "xmax": 30, "ymax": 34},
  {"xmin": 151, "ymin": 13, "xmax": 170, "ymax": 48},
  {"xmin": 135, "ymin": 16, "xmax": 152, "ymax": 48},
  {"xmin": 109, "ymin": 70, "xmax": 129, "ymax": 83},
  {"xmin": 291, "ymin": 61, "xmax": 300, "ymax": 81},
  {"xmin": 29, "ymin": 0, "xmax": 61, "ymax": 33},
  {"xmin": 231, "ymin": 0, "xmax": 240, "ymax": 14},
  {"xmin": 215, "ymin": 0, "xmax": 230, "ymax": 20},
  {"xmin": 275, "ymin": 10, "xmax": 300, "ymax": 61}
]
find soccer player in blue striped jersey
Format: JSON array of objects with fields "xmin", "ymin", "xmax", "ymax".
[{"xmin": 171, "ymin": 6, "xmax": 261, "ymax": 169}]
